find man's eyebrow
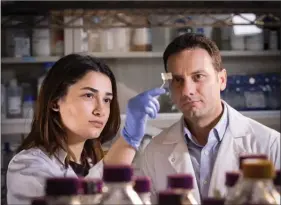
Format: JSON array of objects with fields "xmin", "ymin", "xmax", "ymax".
[{"xmin": 80, "ymin": 87, "xmax": 113, "ymax": 96}]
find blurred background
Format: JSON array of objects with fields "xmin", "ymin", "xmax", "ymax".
[{"xmin": 1, "ymin": 1, "xmax": 281, "ymax": 204}]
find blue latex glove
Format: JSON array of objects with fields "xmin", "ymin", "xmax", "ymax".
[{"xmin": 122, "ymin": 88, "xmax": 166, "ymax": 150}]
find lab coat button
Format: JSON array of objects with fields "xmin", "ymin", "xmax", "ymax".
[{"xmin": 171, "ymin": 157, "xmax": 175, "ymax": 162}]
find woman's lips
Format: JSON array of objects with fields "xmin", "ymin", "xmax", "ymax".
[{"xmin": 89, "ymin": 120, "xmax": 104, "ymax": 128}]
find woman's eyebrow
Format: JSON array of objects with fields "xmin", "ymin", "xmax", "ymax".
[{"xmin": 80, "ymin": 87, "xmax": 113, "ymax": 96}]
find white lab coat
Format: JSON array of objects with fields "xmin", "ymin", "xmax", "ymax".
[
  {"xmin": 135, "ymin": 102, "xmax": 280, "ymax": 204},
  {"xmin": 7, "ymin": 148, "xmax": 104, "ymax": 205}
]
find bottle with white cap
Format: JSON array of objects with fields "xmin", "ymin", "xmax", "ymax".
[
  {"xmin": 6, "ymin": 78, "xmax": 22, "ymax": 118},
  {"xmin": 99, "ymin": 165, "xmax": 143, "ymax": 204}
]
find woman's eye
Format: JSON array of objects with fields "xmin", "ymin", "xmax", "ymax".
[{"xmin": 104, "ymin": 98, "xmax": 112, "ymax": 103}]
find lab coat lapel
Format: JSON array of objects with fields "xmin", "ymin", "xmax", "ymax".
[
  {"xmin": 164, "ymin": 119, "xmax": 201, "ymax": 203},
  {"xmin": 208, "ymin": 103, "xmax": 248, "ymax": 197}
]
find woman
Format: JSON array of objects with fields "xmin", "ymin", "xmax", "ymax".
[{"xmin": 7, "ymin": 54, "xmax": 165, "ymax": 204}]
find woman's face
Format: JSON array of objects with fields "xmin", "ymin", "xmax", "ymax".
[{"xmin": 56, "ymin": 71, "xmax": 113, "ymax": 142}]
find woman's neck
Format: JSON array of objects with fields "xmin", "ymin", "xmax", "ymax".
[{"xmin": 67, "ymin": 135, "xmax": 86, "ymax": 164}]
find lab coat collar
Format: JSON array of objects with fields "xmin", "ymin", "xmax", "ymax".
[{"xmin": 161, "ymin": 100, "xmax": 251, "ymax": 145}]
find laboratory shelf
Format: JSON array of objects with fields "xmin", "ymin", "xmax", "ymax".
[
  {"xmin": 2, "ymin": 110, "xmax": 280, "ymax": 135},
  {"xmin": 1, "ymin": 51, "xmax": 280, "ymax": 64}
]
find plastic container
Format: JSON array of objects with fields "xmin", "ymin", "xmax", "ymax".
[
  {"xmin": 225, "ymin": 159, "xmax": 280, "ymax": 205},
  {"xmin": 32, "ymin": 16, "xmax": 51, "ymax": 56},
  {"xmin": 1, "ymin": 84, "xmax": 6, "ymax": 118},
  {"xmin": 167, "ymin": 174, "xmax": 198, "ymax": 205},
  {"xmin": 201, "ymin": 197, "xmax": 225, "ymax": 205},
  {"xmin": 45, "ymin": 177, "xmax": 82, "ymax": 205},
  {"xmin": 99, "ymin": 165, "xmax": 143, "ymax": 204},
  {"xmin": 158, "ymin": 190, "xmax": 183, "ymax": 205},
  {"xmin": 133, "ymin": 176, "xmax": 152, "ymax": 205},
  {"xmin": 22, "ymin": 95, "xmax": 35, "ymax": 119},
  {"xmin": 79, "ymin": 178, "xmax": 103, "ymax": 204},
  {"xmin": 224, "ymin": 171, "xmax": 240, "ymax": 200},
  {"xmin": 6, "ymin": 78, "xmax": 22, "ymax": 118}
]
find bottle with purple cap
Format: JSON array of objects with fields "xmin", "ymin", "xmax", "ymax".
[
  {"xmin": 133, "ymin": 176, "xmax": 152, "ymax": 205},
  {"xmin": 31, "ymin": 197, "xmax": 48, "ymax": 205},
  {"xmin": 44, "ymin": 177, "xmax": 83, "ymax": 205},
  {"xmin": 157, "ymin": 190, "xmax": 184, "ymax": 205},
  {"xmin": 167, "ymin": 174, "xmax": 198, "ymax": 204},
  {"xmin": 99, "ymin": 165, "xmax": 143, "ymax": 204},
  {"xmin": 224, "ymin": 171, "xmax": 240, "ymax": 202},
  {"xmin": 225, "ymin": 158, "xmax": 280, "ymax": 205},
  {"xmin": 79, "ymin": 178, "xmax": 103, "ymax": 204},
  {"xmin": 201, "ymin": 197, "xmax": 225, "ymax": 205}
]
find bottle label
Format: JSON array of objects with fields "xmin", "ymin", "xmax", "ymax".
[{"xmin": 8, "ymin": 96, "xmax": 21, "ymax": 115}]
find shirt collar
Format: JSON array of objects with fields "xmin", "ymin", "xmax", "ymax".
[{"xmin": 183, "ymin": 101, "xmax": 228, "ymax": 144}]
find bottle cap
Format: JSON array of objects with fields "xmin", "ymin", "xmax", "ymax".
[
  {"xmin": 23, "ymin": 95, "xmax": 35, "ymax": 102},
  {"xmin": 103, "ymin": 165, "xmax": 133, "ymax": 182},
  {"xmin": 225, "ymin": 171, "xmax": 240, "ymax": 187},
  {"xmin": 158, "ymin": 190, "xmax": 182, "ymax": 205},
  {"xmin": 133, "ymin": 176, "xmax": 151, "ymax": 193},
  {"xmin": 242, "ymin": 159, "xmax": 274, "ymax": 179},
  {"xmin": 167, "ymin": 174, "xmax": 193, "ymax": 189},
  {"xmin": 81, "ymin": 178, "xmax": 103, "ymax": 194},
  {"xmin": 31, "ymin": 197, "xmax": 48, "ymax": 205},
  {"xmin": 45, "ymin": 177, "xmax": 83, "ymax": 196},
  {"xmin": 239, "ymin": 154, "xmax": 268, "ymax": 170},
  {"xmin": 274, "ymin": 170, "xmax": 280, "ymax": 186},
  {"xmin": 202, "ymin": 197, "xmax": 225, "ymax": 205}
]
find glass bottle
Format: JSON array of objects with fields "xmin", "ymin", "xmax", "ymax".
[
  {"xmin": 45, "ymin": 177, "xmax": 82, "ymax": 205},
  {"xmin": 79, "ymin": 178, "xmax": 103, "ymax": 204},
  {"xmin": 99, "ymin": 165, "xmax": 143, "ymax": 204},
  {"xmin": 167, "ymin": 174, "xmax": 198, "ymax": 204},
  {"xmin": 201, "ymin": 197, "xmax": 225, "ymax": 205},
  {"xmin": 158, "ymin": 190, "xmax": 184, "ymax": 205},
  {"xmin": 225, "ymin": 158, "xmax": 280, "ymax": 205},
  {"xmin": 133, "ymin": 176, "xmax": 152, "ymax": 205},
  {"xmin": 224, "ymin": 171, "xmax": 240, "ymax": 202}
]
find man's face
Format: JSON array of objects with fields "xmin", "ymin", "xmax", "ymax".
[{"xmin": 167, "ymin": 48, "xmax": 227, "ymax": 120}]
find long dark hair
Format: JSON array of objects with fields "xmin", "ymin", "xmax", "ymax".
[{"xmin": 17, "ymin": 54, "xmax": 121, "ymax": 165}]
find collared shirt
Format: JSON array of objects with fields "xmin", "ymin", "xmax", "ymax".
[{"xmin": 183, "ymin": 102, "xmax": 229, "ymax": 199}]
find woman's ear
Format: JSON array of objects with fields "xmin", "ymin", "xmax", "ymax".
[{"xmin": 52, "ymin": 102, "xmax": 59, "ymax": 112}]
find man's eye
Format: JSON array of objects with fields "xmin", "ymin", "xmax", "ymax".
[
  {"xmin": 84, "ymin": 93, "xmax": 94, "ymax": 98},
  {"xmin": 194, "ymin": 74, "xmax": 204, "ymax": 81}
]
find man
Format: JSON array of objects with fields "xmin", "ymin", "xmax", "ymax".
[{"xmin": 135, "ymin": 33, "xmax": 280, "ymax": 203}]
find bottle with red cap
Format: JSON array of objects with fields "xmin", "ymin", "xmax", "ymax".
[
  {"xmin": 133, "ymin": 176, "xmax": 152, "ymax": 205},
  {"xmin": 225, "ymin": 158, "xmax": 280, "ymax": 205},
  {"xmin": 158, "ymin": 190, "xmax": 184, "ymax": 205},
  {"xmin": 99, "ymin": 165, "xmax": 143, "ymax": 204},
  {"xmin": 274, "ymin": 170, "xmax": 280, "ymax": 192},
  {"xmin": 44, "ymin": 177, "xmax": 82, "ymax": 205},
  {"xmin": 167, "ymin": 174, "xmax": 198, "ymax": 204},
  {"xmin": 79, "ymin": 178, "xmax": 103, "ymax": 204},
  {"xmin": 224, "ymin": 171, "xmax": 240, "ymax": 201}
]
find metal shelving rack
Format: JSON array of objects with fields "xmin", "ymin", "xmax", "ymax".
[{"xmin": 1, "ymin": 1, "xmax": 281, "ymax": 134}]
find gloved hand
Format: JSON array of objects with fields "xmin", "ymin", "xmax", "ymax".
[{"xmin": 122, "ymin": 88, "xmax": 166, "ymax": 150}]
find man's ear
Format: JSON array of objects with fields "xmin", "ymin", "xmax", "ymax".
[{"xmin": 218, "ymin": 68, "xmax": 227, "ymax": 91}]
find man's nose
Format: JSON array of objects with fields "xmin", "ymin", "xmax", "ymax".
[{"xmin": 181, "ymin": 79, "xmax": 196, "ymax": 96}]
